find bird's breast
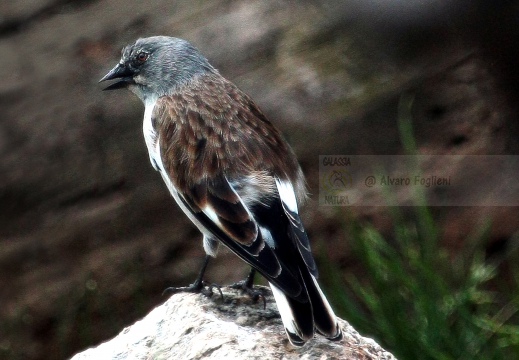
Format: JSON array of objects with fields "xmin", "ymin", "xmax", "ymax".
[{"xmin": 143, "ymin": 97, "xmax": 160, "ymax": 170}]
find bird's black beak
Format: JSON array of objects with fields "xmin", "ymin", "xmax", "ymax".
[{"xmin": 99, "ymin": 63, "xmax": 135, "ymax": 91}]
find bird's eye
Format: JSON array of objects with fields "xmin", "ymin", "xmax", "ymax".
[{"xmin": 136, "ymin": 52, "xmax": 149, "ymax": 63}]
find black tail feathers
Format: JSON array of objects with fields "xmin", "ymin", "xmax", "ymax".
[{"xmin": 269, "ymin": 272, "xmax": 342, "ymax": 346}]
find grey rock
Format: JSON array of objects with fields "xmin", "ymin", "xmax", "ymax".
[{"xmin": 71, "ymin": 287, "xmax": 397, "ymax": 360}]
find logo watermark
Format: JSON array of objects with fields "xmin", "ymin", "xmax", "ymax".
[{"xmin": 319, "ymin": 155, "xmax": 519, "ymax": 206}]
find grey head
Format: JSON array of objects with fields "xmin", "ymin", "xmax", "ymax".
[{"xmin": 100, "ymin": 36, "xmax": 217, "ymax": 102}]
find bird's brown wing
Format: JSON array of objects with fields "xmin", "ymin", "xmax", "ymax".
[
  {"xmin": 152, "ymin": 74, "xmax": 305, "ymax": 193},
  {"xmin": 152, "ymin": 90, "xmax": 306, "ymax": 298}
]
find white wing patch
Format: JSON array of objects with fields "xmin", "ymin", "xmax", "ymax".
[
  {"xmin": 275, "ymin": 178, "xmax": 299, "ymax": 214},
  {"xmin": 202, "ymin": 205, "xmax": 222, "ymax": 227}
]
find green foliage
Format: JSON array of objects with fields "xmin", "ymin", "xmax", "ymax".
[
  {"xmin": 323, "ymin": 213, "xmax": 519, "ymax": 360},
  {"xmin": 319, "ymin": 93, "xmax": 519, "ymax": 359}
]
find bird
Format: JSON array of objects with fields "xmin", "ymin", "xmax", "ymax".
[{"xmin": 99, "ymin": 36, "xmax": 342, "ymax": 346}]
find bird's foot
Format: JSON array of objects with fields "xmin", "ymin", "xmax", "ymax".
[
  {"xmin": 230, "ymin": 279, "xmax": 267, "ymax": 309},
  {"xmin": 163, "ymin": 280, "xmax": 223, "ymax": 301}
]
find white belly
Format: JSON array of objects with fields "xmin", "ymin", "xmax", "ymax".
[{"xmin": 143, "ymin": 97, "xmax": 160, "ymax": 170}]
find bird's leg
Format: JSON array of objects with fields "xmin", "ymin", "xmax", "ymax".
[
  {"xmin": 242, "ymin": 267, "xmax": 256, "ymax": 289},
  {"xmin": 230, "ymin": 268, "xmax": 267, "ymax": 309},
  {"xmin": 163, "ymin": 255, "xmax": 223, "ymax": 300}
]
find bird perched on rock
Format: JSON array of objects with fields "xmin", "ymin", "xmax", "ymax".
[{"xmin": 100, "ymin": 36, "xmax": 342, "ymax": 346}]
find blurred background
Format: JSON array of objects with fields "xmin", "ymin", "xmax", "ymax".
[{"xmin": 1, "ymin": 0, "xmax": 519, "ymax": 359}]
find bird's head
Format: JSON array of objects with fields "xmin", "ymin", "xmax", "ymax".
[{"xmin": 99, "ymin": 36, "xmax": 216, "ymax": 101}]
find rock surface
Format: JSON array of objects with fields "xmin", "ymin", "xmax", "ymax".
[{"xmin": 70, "ymin": 287, "xmax": 396, "ymax": 360}]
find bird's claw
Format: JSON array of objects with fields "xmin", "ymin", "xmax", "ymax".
[
  {"xmin": 230, "ymin": 280, "xmax": 267, "ymax": 310},
  {"xmin": 163, "ymin": 280, "xmax": 224, "ymax": 301}
]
